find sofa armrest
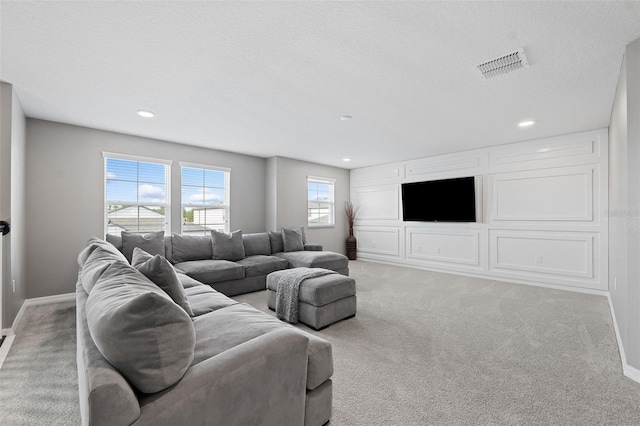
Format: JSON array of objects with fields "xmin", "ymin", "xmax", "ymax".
[
  {"xmin": 304, "ymin": 244, "xmax": 323, "ymax": 251},
  {"xmin": 135, "ymin": 328, "xmax": 309, "ymax": 426}
]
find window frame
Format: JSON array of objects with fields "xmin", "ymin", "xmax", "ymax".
[
  {"xmin": 307, "ymin": 175, "xmax": 336, "ymax": 228},
  {"xmin": 103, "ymin": 152, "xmax": 172, "ymax": 236},
  {"xmin": 179, "ymin": 162, "xmax": 231, "ymax": 235}
]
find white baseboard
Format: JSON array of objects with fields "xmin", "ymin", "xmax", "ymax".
[
  {"xmin": 606, "ymin": 293, "xmax": 640, "ymax": 385},
  {"xmin": 9, "ymin": 293, "xmax": 75, "ymax": 335}
]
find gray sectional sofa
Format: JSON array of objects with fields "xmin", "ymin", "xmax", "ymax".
[
  {"xmin": 76, "ymin": 235, "xmax": 337, "ymax": 426},
  {"xmin": 106, "ymin": 229, "xmax": 349, "ymax": 296}
]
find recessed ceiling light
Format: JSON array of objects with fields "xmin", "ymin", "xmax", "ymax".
[
  {"xmin": 137, "ymin": 109, "xmax": 155, "ymax": 118},
  {"xmin": 343, "ymin": 158, "xmax": 352, "ymax": 162},
  {"xmin": 518, "ymin": 120, "xmax": 535, "ymax": 127},
  {"xmin": 340, "ymin": 115, "xmax": 352, "ymax": 121}
]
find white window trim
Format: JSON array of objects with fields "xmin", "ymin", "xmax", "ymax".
[
  {"xmin": 180, "ymin": 162, "xmax": 231, "ymax": 234},
  {"xmin": 179, "ymin": 161, "xmax": 231, "ymax": 173},
  {"xmin": 103, "ymin": 151, "xmax": 173, "ymax": 165},
  {"xmin": 104, "ymin": 153, "xmax": 172, "ymax": 236},
  {"xmin": 307, "ymin": 175, "xmax": 336, "ymax": 228}
]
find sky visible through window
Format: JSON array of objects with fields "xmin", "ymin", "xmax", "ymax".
[
  {"xmin": 106, "ymin": 158, "xmax": 167, "ymax": 204},
  {"xmin": 181, "ymin": 167, "xmax": 226, "ymax": 207}
]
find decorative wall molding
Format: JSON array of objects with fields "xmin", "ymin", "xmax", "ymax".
[
  {"xmin": 353, "ymin": 185, "xmax": 400, "ymax": 220},
  {"xmin": 355, "ymin": 227, "xmax": 401, "ymax": 257},
  {"xmin": 349, "ymin": 128, "xmax": 608, "ymax": 292},
  {"xmin": 488, "ymin": 129, "xmax": 602, "ymax": 172},
  {"xmin": 351, "ymin": 163, "xmax": 404, "ymax": 187},
  {"xmin": 405, "ymin": 227, "xmax": 481, "ymax": 266},
  {"xmin": 489, "ymin": 165, "xmax": 595, "ymax": 222},
  {"xmin": 405, "ymin": 152, "xmax": 484, "ymax": 180},
  {"xmin": 490, "ymin": 230, "xmax": 595, "ymax": 279}
]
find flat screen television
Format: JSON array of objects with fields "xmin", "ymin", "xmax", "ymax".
[{"xmin": 401, "ymin": 176, "xmax": 476, "ymax": 222}]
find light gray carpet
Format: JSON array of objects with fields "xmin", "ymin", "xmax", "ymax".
[
  {"xmin": 235, "ymin": 261, "xmax": 640, "ymax": 425},
  {"xmin": 0, "ymin": 300, "xmax": 80, "ymax": 425},
  {"xmin": 2, "ymin": 261, "xmax": 640, "ymax": 425}
]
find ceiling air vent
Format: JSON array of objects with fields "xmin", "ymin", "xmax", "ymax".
[{"xmin": 476, "ymin": 48, "xmax": 529, "ymax": 79}]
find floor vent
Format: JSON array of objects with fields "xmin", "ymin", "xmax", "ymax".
[{"xmin": 476, "ymin": 48, "xmax": 529, "ymax": 79}]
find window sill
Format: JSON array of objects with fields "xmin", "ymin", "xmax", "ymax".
[{"xmin": 308, "ymin": 224, "xmax": 335, "ymax": 229}]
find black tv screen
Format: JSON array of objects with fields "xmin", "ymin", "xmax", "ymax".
[{"xmin": 401, "ymin": 177, "xmax": 476, "ymax": 222}]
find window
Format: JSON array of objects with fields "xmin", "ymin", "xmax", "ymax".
[
  {"xmin": 181, "ymin": 163, "xmax": 230, "ymax": 235},
  {"xmin": 104, "ymin": 153, "xmax": 171, "ymax": 235},
  {"xmin": 307, "ymin": 176, "xmax": 335, "ymax": 227}
]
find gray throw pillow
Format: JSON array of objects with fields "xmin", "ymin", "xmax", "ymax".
[
  {"xmin": 132, "ymin": 247, "xmax": 194, "ymax": 316},
  {"xmin": 81, "ymin": 247, "xmax": 128, "ymax": 294},
  {"xmin": 243, "ymin": 233, "xmax": 272, "ymax": 256},
  {"xmin": 105, "ymin": 233, "xmax": 123, "ymax": 251},
  {"xmin": 268, "ymin": 231, "xmax": 285, "ymax": 253},
  {"xmin": 78, "ymin": 236, "xmax": 127, "ymax": 267},
  {"xmin": 86, "ymin": 261, "xmax": 195, "ymax": 394},
  {"xmin": 211, "ymin": 229, "xmax": 245, "ymax": 261},
  {"xmin": 121, "ymin": 231, "xmax": 165, "ymax": 263},
  {"xmin": 282, "ymin": 228, "xmax": 304, "ymax": 252},
  {"xmin": 171, "ymin": 233, "xmax": 213, "ymax": 263}
]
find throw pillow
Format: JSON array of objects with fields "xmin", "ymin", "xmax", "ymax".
[
  {"xmin": 86, "ymin": 261, "xmax": 195, "ymax": 394},
  {"xmin": 171, "ymin": 233, "xmax": 213, "ymax": 264},
  {"xmin": 132, "ymin": 247, "xmax": 194, "ymax": 317},
  {"xmin": 282, "ymin": 227, "xmax": 304, "ymax": 252},
  {"xmin": 81, "ymin": 247, "xmax": 128, "ymax": 294},
  {"xmin": 211, "ymin": 229, "xmax": 245, "ymax": 261},
  {"xmin": 77, "ymin": 236, "xmax": 127, "ymax": 267},
  {"xmin": 268, "ymin": 230, "xmax": 285, "ymax": 253},
  {"xmin": 242, "ymin": 233, "xmax": 272, "ymax": 256},
  {"xmin": 121, "ymin": 231, "xmax": 165, "ymax": 263}
]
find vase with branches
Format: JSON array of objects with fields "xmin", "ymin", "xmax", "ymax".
[{"xmin": 345, "ymin": 201, "xmax": 360, "ymax": 260}]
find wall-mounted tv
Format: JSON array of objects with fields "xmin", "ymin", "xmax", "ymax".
[{"xmin": 401, "ymin": 176, "xmax": 476, "ymax": 222}]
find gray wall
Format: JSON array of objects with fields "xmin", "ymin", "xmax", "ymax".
[
  {"xmin": 0, "ymin": 82, "xmax": 27, "ymax": 330},
  {"xmin": 267, "ymin": 156, "xmax": 350, "ymax": 254},
  {"xmin": 25, "ymin": 119, "xmax": 267, "ymax": 298},
  {"xmin": 609, "ymin": 37, "xmax": 640, "ymax": 371}
]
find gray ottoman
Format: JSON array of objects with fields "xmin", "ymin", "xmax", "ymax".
[{"xmin": 267, "ymin": 269, "xmax": 356, "ymax": 330}]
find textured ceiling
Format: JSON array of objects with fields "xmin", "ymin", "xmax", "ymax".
[{"xmin": 1, "ymin": 1, "xmax": 639, "ymax": 169}]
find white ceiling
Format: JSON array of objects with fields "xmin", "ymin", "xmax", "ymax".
[{"xmin": 1, "ymin": 1, "xmax": 639, "ymax": 169}]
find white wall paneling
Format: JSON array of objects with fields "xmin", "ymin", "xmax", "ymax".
[
  {"xmin": 350, "ymin": 128, "xmax": 608, "ymax": 293},
  {"xmin": 490, "ymin": 230, "xmax": 595, "ymax": 278},
  {"xmin": 405, "ymin": 151, "xmax": 485, "ymax": 181},
  {"xmin": 354, "ymin": 226, "xmax": 401, "ymax": 258},
  {"xmin": 489, "ymin": 165, "xmax": 596, "ymax": 223},
  {"xmin": 488, "ymin": 129, "xmax": 604, "ymax": 172},
  {"xmin": 353, "ymin": 185, "xmax": 400, "ymax": 221},
  {"xmin": 350, "ymin": 162, "xmax": 404, "ymax": 187},
  {"xmin": 405, "ymin": 227, "xmax": 482, "ymax": 268}
]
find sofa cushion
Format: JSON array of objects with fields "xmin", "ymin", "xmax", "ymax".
[
  {"xmin": 132, "ymin": 248, "xmax": 194, "ymax": 316},
  {"xmin": 121, "ymin": 231, "xmax": 165, "ymax": 263},
  {"xmin": 211, "ymin": 229, "xmax": 245, "ymax": 261},
  {"xmin": 282, "ymin": 228, "xmax": 304, "ymax": 252},
  {"xmin": 176, "ymin": 271, "xmax": 206, "ymax": 289},
  {"xmin": 184, "ymin": 285, "xmax": 238, "ymax": 316},
  {"xmin": 268, "ymin": 231, "xmax": 285, "ymax": 253},
  {"xmin": 171, "ymin": 233, "xmax": 213, "ymax": 264},
  {"xmin": 236, "ymin": 255, "xmax": 289, "ymax": 278},
  {"xmin": 242, "ymin": 232, "xmax": 272, "ymax": 256},
  {"xmin": 80, "ymin": 247, "xmax": 127, "ymax": 294},
  {"xmin": 78, "ymin": 236, "xmax": 127, "ymax": 268},
  {"xmin": 86, "ymin": 261, "xmax": 195, "ymax": 394},
  {"xmin": 274, "ymin": 251, "xmax": 349, "ymax": 271},
  {"xmin": 174, "ymin": 259, "xmax": 245, "ymax": 284},
  {"xmin": 191, "ymin": 303, "xmax": 332, "ymax": 390}
]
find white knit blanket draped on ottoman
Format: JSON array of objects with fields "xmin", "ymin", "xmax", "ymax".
[{"xmin": 276, "ymin": 267, "xmax": 337, "ymax": 324}]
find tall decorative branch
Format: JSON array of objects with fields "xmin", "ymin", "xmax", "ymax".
[{"xmin": 345, "ymin": 201, "xmax": 360, "ymax": 238}]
